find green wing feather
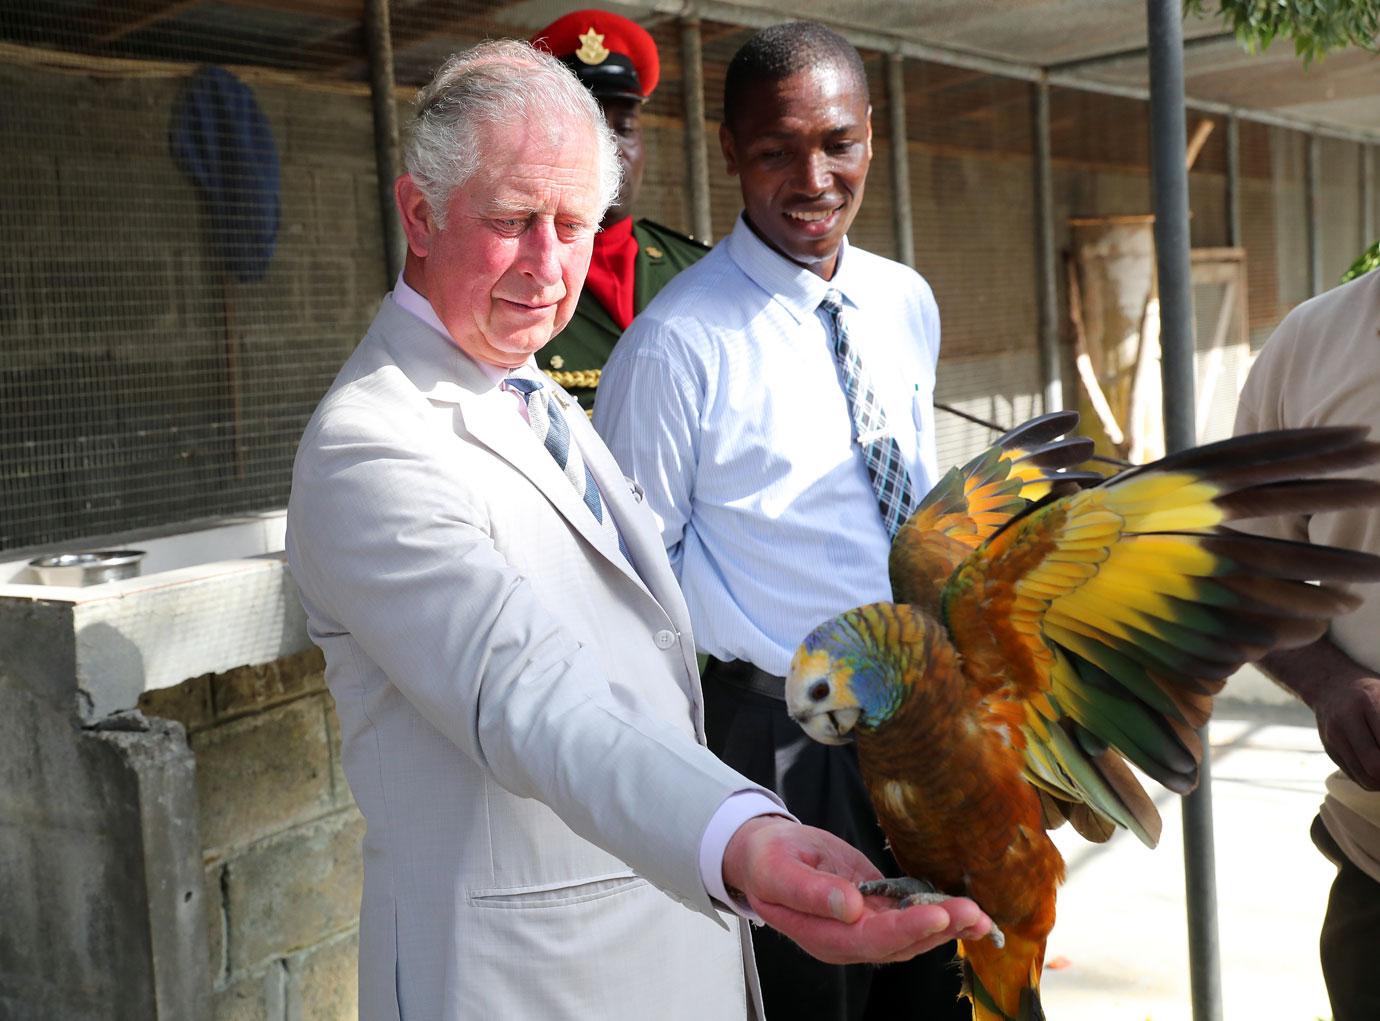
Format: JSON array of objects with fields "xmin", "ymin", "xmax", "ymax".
[{"xmin": 942, "ymin": 425, "xmax": 1380, "ymax": 848}]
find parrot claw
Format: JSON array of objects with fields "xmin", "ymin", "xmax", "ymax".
[
  {"xmin": 858, "ymin": 877, "xmax": 1006, "ymax": 949},
  {"xmin": 978, "ymin": 920, "xmax": 1006, "ymax": 949},
  {"xmin": 858, "ymin": 876, "xmax": 938, "ymax": 900}
]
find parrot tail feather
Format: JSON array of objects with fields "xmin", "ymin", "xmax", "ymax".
[
  {"xmin": 994, "ymin": 409, "xmax": 1082, "ymax": 450},
  {"xmin": 960, "ymin": 935, "xmax": 1046, "ymax": 1021}
]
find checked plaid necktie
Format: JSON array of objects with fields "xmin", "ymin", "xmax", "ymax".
[{"xmin": 819, "ymin": 289, "xmax": 918, "ymax": 539}]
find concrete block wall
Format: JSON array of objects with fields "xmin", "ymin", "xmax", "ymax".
[
  {"xmin": 139, "ymin": 649, "xmax": 362, "ymax": 1021},
  {"xmin": 0, "ymin": 594, "xmax": 211, "ymax": 1021}
]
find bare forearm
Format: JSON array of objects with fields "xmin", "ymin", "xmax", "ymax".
[
  {"xmin": 1256, "ymin": 637, "xmax": 1372, "ymax": 710},
  {"xmin": 1256, "ymin": 637, "xmax": 1380, "ymax": 790}
]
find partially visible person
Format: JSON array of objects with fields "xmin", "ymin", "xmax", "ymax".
[
  {"xmin": 1233, "ymin": 268, "xmax": 1380, "ymax": 1021},
  {"xmin": 287, "ymin": 38, "xmax": 988, "ymax": 1021},
  {"xmin": 595, "ymin": 21, "xmax": 968, "ymax": 1021},
  {"xmin": 529, "ymin": 8, "xmax": 707, "ymax": 411}
]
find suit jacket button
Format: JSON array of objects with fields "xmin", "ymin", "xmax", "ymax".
[{"xmin": 653, "ymin": 629, "xmax": 677, "ymax": 650}]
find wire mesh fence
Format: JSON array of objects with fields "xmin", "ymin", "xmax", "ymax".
[
  {"xmin": 0, "ymin": 2, "xmax": 1373, "ymax": 553},
  {"xmin": 0, "ymin": 45, "xmax": 385, "ymax": 550}
]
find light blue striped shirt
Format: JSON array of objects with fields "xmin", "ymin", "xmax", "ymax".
[{"xmin": 594, "ymin": 215, "xmax": 941, "ymax": 676}]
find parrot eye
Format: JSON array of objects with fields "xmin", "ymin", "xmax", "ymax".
[{"xmin": 808, "ymin": 680, "xmax": 830, "ymax": 702}]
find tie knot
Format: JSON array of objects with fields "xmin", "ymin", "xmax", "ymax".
[
  {"xmin": 820, "ymin": 289, "xmax": 845, "ymax": 315},
  {"xmin": 504, "ymin": 376, "xmax": 544, "ymax": 402}
]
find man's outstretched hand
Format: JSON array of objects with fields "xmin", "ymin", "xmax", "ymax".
[{"xmin": 722, "ymin": 815, "xmax": 992, "ymax": 965}]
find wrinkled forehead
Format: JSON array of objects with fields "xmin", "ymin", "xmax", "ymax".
[
  {"xmin": 473, "ymin": 109, "xmax": 592, "ymax": 164},
  {"xmin": 459, "ymin": 118, "xmax": 602, "ymax": 216}
]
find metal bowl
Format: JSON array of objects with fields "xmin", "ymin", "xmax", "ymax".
[{"xmin": 28, "ymin": 550, "xmax": 146, "ymax": 587}]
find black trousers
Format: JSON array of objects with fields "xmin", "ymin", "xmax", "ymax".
[
  {"xmin": 1310, "ymin": 813, "xmax": 1380, "ymax": 1021},
  {"xmin": 704, "ymin": 659, "xmax": 968, "ymax": 1021}
]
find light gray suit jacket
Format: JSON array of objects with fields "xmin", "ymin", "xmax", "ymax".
[{"xmin": 286, "ymin": 298, "xmax": 767, "ymax": 1020}]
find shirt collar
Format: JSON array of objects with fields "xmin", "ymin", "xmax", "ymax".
[
  {"xmin": 723, "ymin": 213, "xmax": 860, "ymax": 324},
  {"xmin": 392, "ymin": 271, "xmax": 452, "ymax": 343},
  {"xmin": 390, "ymin": 272, "xmax": 530, "ymax": 388}
]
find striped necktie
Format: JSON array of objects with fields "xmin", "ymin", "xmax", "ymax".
[
  {"xmin": 819, "ymin": 289, "xmax": 918, "ymax": 539},
  {"xmin": 505, "ymin": 377, "xmax": 606, "ymax": 524}
]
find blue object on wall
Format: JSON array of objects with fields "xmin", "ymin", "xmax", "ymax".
[{"xmin": 170, "ymin": 65, "xmax": 281, "ymax": 283}]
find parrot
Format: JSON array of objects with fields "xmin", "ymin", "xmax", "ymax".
[{"xmin": 783, "ymin": 413, "xmax": 1380, "ymax": 1021}]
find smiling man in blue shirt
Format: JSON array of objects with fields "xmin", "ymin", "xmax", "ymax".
[{"xmin": 594, "ymin": 20, "xmax": 964, "ymax": 1021}]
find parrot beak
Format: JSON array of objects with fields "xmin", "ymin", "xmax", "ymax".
[
  {"xmin": 793, "ymin": 704, "xmax": 861, "ymax": 745},
  {"xmin": 784, "ymin": 654, "xmax": 862, "ymax": 745}
]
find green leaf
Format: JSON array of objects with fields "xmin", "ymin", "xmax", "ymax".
[
  {"xmin": 1184, "ymin": 0, "xmax": 1380, "ymax": 65},
  {"xmin": 1341, "ymin": 240, "xmax": 1380, "ymax": 285}
]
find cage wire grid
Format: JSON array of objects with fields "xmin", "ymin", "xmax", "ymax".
[{"xmin": 0, "ymin": 1, "xmax": 1373, "ymax": 552}]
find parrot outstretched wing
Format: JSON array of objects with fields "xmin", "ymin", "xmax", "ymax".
[
  {"xmin": 891, "ymin": 410, "xmax": 1100, "ymax": 613},
  {"xmin": 788, "ymin": 422, "xmax": 1380, "ymax": 1021},
  {"xmin": 941, "ymin": 425, "xmax": 1380, "ymax": 848}
]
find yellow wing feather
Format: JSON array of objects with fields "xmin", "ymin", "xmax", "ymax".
[
  {"xmin": 940, "ymin": 426, "xmax": 1380, "ymax": 845},
  {"xmin": 891, "ymin": 412, "xmax": 1096, "ymax": 611}
]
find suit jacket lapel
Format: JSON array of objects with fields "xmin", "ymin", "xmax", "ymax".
[
  {"xmin": 373, "ymin": 299, "xmax": 647, "ymax": 592},
  {"xmin": 571, "ymin": 405, "xmax": 702, "ymax": 689},
  {"xmin": 566, "ymin": 403, "xmax": 669, "ymax": 599}
]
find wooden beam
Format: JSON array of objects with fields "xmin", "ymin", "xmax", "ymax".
[
  {"xmin": 86, "ymin": 0, "xmax": 199, "ymax": 47},
  {"xmin": 88, "ymin": 0, "xmax": 363, "ymax": 51},
  {"xmin": 1185, "ymin": 48, "xmax": 1380, "ymax": 111},
  {"xmin": 227, "ymin": 0, "xmax": 362, "ymax": 17},
  {"xmin": 293, "ymin": 0, "xmax": 510, "ymax": 74},
  {"xmin": 376, "ymin": 0, "xmax": 511, "ymax": 63},
  {"xmin": 1184, "ymin": 116, "xmax": 1214, "ymax": 170}
]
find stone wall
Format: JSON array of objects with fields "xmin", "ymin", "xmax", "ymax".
[{"xmin": 139, "ymin": 649, "xmax": 362, "ymax": 1021}]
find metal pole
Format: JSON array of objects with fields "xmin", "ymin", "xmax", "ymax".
[
  {"xmin": 1031, "ymin": 76, "xmax": 1063, "ymax": 413},
  {"xmin": 1147, "ymin": 3, "xmax": 1222, "ymax": 1020},
  {"xmin": 364, "ymin": 0, "xmax": 404, "ymax": 285},
  {"xmin": 885, "ymin": 51, "xmax": 916, "ymax": 268},
  {"xmin": 1146, "ymin": 8, "xmax": 1199, "ymax": 490},
  {"xmin": 1225, "ymin": 115, "xmax": 1241, "ymax": 248},
  {"xmin": 680, "ymin": 16, "xmax": 713, "ymax": 244},
  {"xmin": 1307, "ymin": 134, "xmax": 1322, "ymax": 295}
]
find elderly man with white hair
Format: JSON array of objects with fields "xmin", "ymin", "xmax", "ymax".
[{"xmin": 286, "ymin": 40, "xmax": 988, "ymax": 1020}]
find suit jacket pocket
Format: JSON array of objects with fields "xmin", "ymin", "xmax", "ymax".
[
  {"xmin": 461, "ymin": 873, "xmax": 748, "ymax": 1020},
  {"xmin": 469, "ymin": 872, "xmax": 646, "ymax": 909}
]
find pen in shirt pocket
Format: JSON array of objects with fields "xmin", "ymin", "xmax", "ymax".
[{"xmin": 912, "ymin": 383, "xmax": 927, "ymax": 430}]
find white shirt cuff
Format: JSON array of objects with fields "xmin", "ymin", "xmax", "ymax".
[{"xmin": 699, "ymin": 790, "xmax": 796, "ymax": 922}]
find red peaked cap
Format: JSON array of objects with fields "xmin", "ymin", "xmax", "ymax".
[{"xmin": 530, "ymin": 9, "xmax": 660, "ymax": 101}]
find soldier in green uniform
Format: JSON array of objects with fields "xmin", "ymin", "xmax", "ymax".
[{"xmin": 531, "ymin": 8, "xmax": 708, "ymax": 412}]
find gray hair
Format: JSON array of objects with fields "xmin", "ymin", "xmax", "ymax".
[{"xmin": 403, "ymin": 39, "xmax": 621, "ymax": 228}]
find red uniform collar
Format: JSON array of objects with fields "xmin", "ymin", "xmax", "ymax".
[{"xmin": 583, "ymin": 216, "xmax": 638, "ymax": 330}]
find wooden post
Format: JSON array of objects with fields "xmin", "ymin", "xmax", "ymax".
[
  {"xmin": 1032, "ymin": 76, "xmax": 1062, "ymax": 413},
  {"xmin": 365, "ymin": 0, "xmax": 404, "ymax": 285},
  {"xmin": 680, "ymin": 17, "xmax": 713, "ymax": 243},
  {"xmin": 885, "ymin": 51, "xmax": 915, "ymax": 267},
  {"xmin": 1306, "ymin": 133, "xmax": 1322, "ymax": 295},
  {"xmin": 1225, "ymin": 114, "xmax": 1241, "ymax": 247},
  {"xmin": 1362, "ymin": 143, "xmax": 1376, "ymax": 245}
]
